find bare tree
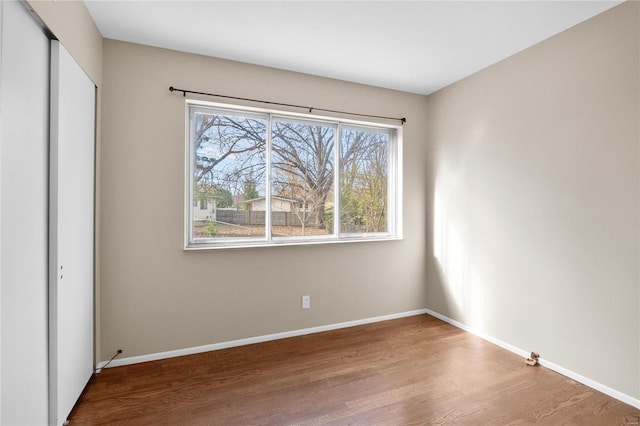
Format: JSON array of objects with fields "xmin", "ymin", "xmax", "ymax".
[
  {"xmin": 271, "ymin": 122, "xmax": 335, "ymax": 230},
  {"xmin": 193, "ymin": 113, "xmax": 266, "ymax": 205},
  {"xmin": 339, "ymin": 129, "xmax": 389, "ymax": 233},
  {"xmin": 193, "ymin": 112, "xmax": 389, "ymax": 234}
]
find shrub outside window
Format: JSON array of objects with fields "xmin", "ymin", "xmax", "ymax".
[{"xmin": 186, "ymin": 101, "xmax": 402, "ymax": 249}]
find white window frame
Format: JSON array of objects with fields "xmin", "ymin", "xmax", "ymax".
[{"xmin": 185, "ymin": 99, "xmax": 403, "ymax": 250}]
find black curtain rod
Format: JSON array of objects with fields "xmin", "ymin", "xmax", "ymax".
[{"xmin": 169, "ymin": 86, "xmax": 406, "ymax": 124}]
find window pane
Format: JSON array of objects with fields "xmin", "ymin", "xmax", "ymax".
[
  {"xmin": 271, "ymin": 119, "xmax": 335, "ymax": 237},
  {"xmin": 340, "ymin": 127, "xmax": 390, "ymax": 234},
  {"xmin": 186, "ymin": 102, "xmax": 401, "ymax": 249},
  {"xmin": 191, "ymin": 109, "xmax": 267, "ymax": 241}
]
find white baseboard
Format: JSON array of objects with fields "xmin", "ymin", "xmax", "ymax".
[
  {"xmin": 96, "ymin": 308, "xmax": 430, "ymax": 371},
  {"xmin": 96, "ymin": 307, "xmax": 639, "ymax": 409},
  {"xmin": 423, "ymin": 308, "xmax": 640, "ymax": 410}
]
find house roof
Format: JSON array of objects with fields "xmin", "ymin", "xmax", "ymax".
[{"xmin": 244, "ymin": 196, "xmax": 300, "ymax": 204}]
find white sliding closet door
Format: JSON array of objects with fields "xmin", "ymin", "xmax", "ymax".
[
  {"xmin": 49, "ymin": 41, "xmax": 96, "ymax": 426},
  {"xmin": 0, "ymin": 1, "xmax": 50, "ymax": 424}
]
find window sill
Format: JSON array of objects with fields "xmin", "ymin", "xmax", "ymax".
[{"xmin": 184, "ymin": 235, "xmax": 403, "ymax": 251}]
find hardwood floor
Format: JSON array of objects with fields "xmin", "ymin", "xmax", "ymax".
[{"xmin": 69, "ymin": 315, "xmax": 639, "ymax": 425}]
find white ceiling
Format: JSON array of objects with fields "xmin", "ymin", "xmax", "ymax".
[{"xmin": 84, "ymin": 1, "xmax": 622, "ymax": 95}]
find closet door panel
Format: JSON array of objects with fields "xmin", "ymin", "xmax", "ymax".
[
  {"xmin": 0, "ymin": 1, "xmax": 50, "ymax": 424},
  {"xmin": 49, "ymin": 40, "xmax": 95, "ymax": 426}
]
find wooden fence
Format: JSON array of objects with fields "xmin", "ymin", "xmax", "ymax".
[{"xmin": 214, "ymin": 210, "xmax": 304, "ymax": 227}]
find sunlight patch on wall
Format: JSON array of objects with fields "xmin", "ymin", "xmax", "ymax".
[{"xmin": 433, "ymin": 189, "xmax": 485, "ymax": 329}]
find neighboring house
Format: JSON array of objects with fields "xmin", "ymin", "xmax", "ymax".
[
  {"xmin": 193, "ymin": 197, "xmax": 216, "ymax": 221},
  {"xmin": 245, "ymin": 196, "xmax": 301, "ymax": 212},
  {"xmin": 195, "ymin": 196, "xmax": 303, "ymax": 222}
]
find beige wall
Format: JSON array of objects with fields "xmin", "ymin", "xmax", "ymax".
[
  {"xmin": 31, "ymin": 0, "xmax": 638, "ymax": 404},
  {"xmin": 100, "ymin": 40, "xmax": 429, "ymax": 359},
  {"xmin": 426, "ymin": 1, "xmax": 639, "ymax": 399}
]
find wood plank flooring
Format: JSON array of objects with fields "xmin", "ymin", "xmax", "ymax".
[{"xmin": 69, "ymin": 315, "xmax": 639, "ymax": 425}]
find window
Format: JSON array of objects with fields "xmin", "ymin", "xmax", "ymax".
[{"xmin": 186, "ymin": 101, "xmax": 402, "ymax": 249}]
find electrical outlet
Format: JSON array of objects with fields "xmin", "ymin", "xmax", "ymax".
[{"xmin": 302, "ymin": 295, "xmax": 310, "ymax": 309}]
